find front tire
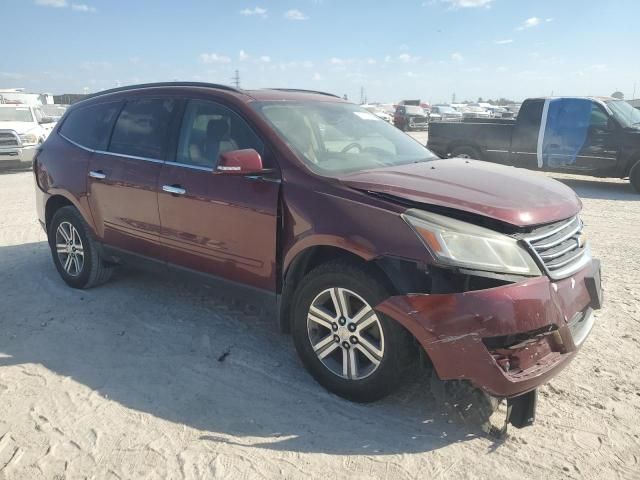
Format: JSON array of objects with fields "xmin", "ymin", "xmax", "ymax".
[
  {"xmin": 291, "ymin": 261, "xmax": 416, "ymax": 402},
  {"xmin": 48, "ymin": 206, "xmax": 112, "ymax": 289}
]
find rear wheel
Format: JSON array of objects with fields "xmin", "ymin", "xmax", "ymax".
[
  {"xmin": 630, "ymin": 161, "xmax": 640, "ymax": 193},
  {"xmin": 48, "ymin": 206, "xmax": 113, "ymax": 289},
  {"xmin": 291, "ymin": 261, "xmax": 416, "ymax": 402},
  {"xmin": 451, "ymin": 145, "xmax": 481, "ymax": 160}
]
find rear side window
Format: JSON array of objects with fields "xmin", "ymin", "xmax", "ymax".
[
  {"xmin": 109, "ymin": 98, "xmax": 176, "ymax": 159},
  {"xmin": 519, "ymin": 100, "xmax": 544, "ymax": 127},
  {"xmin": 176, "ymin": 100, "xmax": 263, "ymax": 168},
  {"xmin": 59, "ymin": 101, "xmax": 121, "ymax": 150}
]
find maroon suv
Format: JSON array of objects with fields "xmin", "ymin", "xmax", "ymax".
[{"xmin": 34, "ymin": 83, "xmax": 602, "ymax": 427}]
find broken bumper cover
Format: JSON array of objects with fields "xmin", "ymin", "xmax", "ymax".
[{"xmin": 375, "ymin": 259, "xmax": 602, "ymax": 398}]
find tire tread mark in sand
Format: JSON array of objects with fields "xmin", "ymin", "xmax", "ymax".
[{"xmin": 0, "ymin": 432, "xmax": 20, "ymax": 473}]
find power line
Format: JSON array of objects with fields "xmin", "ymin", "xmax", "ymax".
[{"xmin": 231, "ymin": 70, "xmax": 240, "ymax": 89}]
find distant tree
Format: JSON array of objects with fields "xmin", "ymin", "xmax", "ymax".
[{"xmin": 611, "ymin": 91, "xmax": 624, "ymax": 99}]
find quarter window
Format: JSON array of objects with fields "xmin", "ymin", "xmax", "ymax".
[
  {"xmin": 109, "ymin": 98, "xmax": 176, "ymax": 159},
  {"xmin": 59, "ymin": 101, "xmax": 121, "ymax": 151},
  {"xmin": 177, "ymin": 100, "xmax": 264, "ymax": 168}
]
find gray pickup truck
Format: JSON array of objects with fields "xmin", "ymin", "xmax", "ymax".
[{"xmin": 427, "ymin": 97, "xmax": 640, "ymax": 191}]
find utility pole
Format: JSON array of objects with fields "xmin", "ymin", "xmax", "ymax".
[
  {"xmin": 360, "ymin": 86, "xmax": 366, "ymax": 105},
  {"xmin": 232, "ymin": 70, "xmax": 240, "ymax": 89}
]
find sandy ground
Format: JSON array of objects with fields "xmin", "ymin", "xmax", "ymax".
[{"xmin": 1, "ymin": 161, "xmax": 639, "ymax": 479}]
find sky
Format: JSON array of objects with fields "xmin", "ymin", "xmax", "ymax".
[{"xmin": 3, "ymin": 0, "xmax": 640, "ymax": 103}]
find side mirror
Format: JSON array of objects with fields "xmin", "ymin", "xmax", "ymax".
[{"xmin": 216, "ymin": 149, "xmax": 263, "ymax": 175}]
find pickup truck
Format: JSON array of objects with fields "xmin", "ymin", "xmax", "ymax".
[
  {"xmin": 0, "ymin": 104, "xmax": 55, "ymax": 168},
  {"xmin": 427, "ymin": 97, "xmax": 640, "ymax": 192}
]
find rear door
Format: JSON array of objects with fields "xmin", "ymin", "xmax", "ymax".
[
  {"xmin": 509, "ymin": 99, "xmax": 544, "ymax": 169},
  {"xmin": 157, "ymin": 98, "xmax": 281, "ymax": 292},
  {"xmin": 87, "ymin": 97, "xmax": 178, "ymax": 258}
]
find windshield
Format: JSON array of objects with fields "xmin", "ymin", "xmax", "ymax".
[
  {"xmin": 254, "ymin": 101, "xmax": 437, "ymax": 175},
  {"xmin": 404, "ymin": 105, "xmax": 425, "ymax": 115},
  {"xmin": 606, "ymin": 100, "xmax": 640, "ymax": 128},
  {"xmin": 0, "ymin": 107, "xmax": 33, "ymax": 122}
]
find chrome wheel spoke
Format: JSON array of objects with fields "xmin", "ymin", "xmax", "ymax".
[
  {"xmin": 72, "ymin": 255, "xmax": 81, "ymax": 274},
  {"xmin": 313, "ymin": 334, "xmax": 335, "ymax": 354},
  {"xmin": 342, "ymin": 348, "xmax": 349, "ymax": 377},
  {"xmin": 308, "ymin": 306, "xmax": 334, "ymax": 330},
  {"xmin": 347, "ymin": 348, "xmax": 358, "ymax": 380},
  {"xmin": 330, "ymin": 288, "xmax": 349, "ymax": 318},
  {"xmin": 318, "ymin": 342, "xmax": 339, "ymax": 360},
  {"xmin": 358, "ymin": 336, "xmax": 383, "ymax": 361},
  {"xmin": 63, "ymin": 254, "xmax": 73, "ymax": 273},
  {"xmin": 356, "ymin": 344, "xmax": 381, "ymax": 367},
  {"xmin": 351, "ymin": 304, "xmax": 372, "ymax": 324},
  {"xmin": 56, "ymin": 244, "xmax": 67, "ymax": 254}
]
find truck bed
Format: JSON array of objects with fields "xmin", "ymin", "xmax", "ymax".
[{"xmin": 428, "ymin": 120, "xmax": 515, "ymax": 159}]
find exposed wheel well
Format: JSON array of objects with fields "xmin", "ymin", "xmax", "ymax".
[
  {"xmin": 449, "ymin": 143, "xmax": 482, "ymax": 160},
  {"xmin": 279, "ymin": 245, "xmax": 429, "ymax": 333},
  {"xmin": 45, "ymin": 195, "xmax": 74, "ymax": 232}
]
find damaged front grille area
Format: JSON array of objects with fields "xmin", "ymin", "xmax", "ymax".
[{"xmin": 522, "ymin": 216, "xmax": 591, "ymax": 280}]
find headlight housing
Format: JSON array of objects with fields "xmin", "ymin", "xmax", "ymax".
[
  {"xmin": 19, "ymin": 133, "xmax": 38, "ymax": 145},
  {"xmin": 402, "ymin": 209, "xmax": 541, "ymax": 276}
]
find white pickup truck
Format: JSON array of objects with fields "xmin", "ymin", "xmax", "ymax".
[{"xmin": 0, "ymin": 104, "xmax": 56, "ymax": 168}]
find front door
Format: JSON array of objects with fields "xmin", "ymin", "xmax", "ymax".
[
  {"xmin": 87, "ymin": 97, "xmax": 178, "ymax": 258},
  {"xmin": 157, "ymin": 99, "xmax": 280, "ymax": 292}
]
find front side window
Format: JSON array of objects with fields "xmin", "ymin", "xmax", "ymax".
[
  {"xmin": 59, "ymin": 101, "xmax": 121, "ymax": 150},
  {"xmin": 253, "ymin": 101, "xmax": 437, "ymax": 175},
  {"xmin": 176, "ymin": 100, "xmax": 263, "ymax": 168},
  {"xmin": 109, "ymin": 98, "xmax": 176, "ymax": 159}
]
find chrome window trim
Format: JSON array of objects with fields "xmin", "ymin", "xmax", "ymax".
[
  {"xmin": 59, "ymin": 132, "xmax": 165, "ymax": 164},
  {"xmin": 166, "ymin": 161, "xmax": 214, "ymax": 172}
]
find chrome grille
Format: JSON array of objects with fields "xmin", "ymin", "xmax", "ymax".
[
  {"xmin": 0, "ymin": 130, "xmax": 19, "ymax": 148},
  {"xmin": 523, "ymin": 216, "xmax": 591, "ymax": 280}
]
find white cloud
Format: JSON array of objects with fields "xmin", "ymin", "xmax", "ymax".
[
  {"xmin": 199, "ymin": 53, "xmax": 231, "ymax": 64},
  {"xmin": 240, "ymin": 6, "xmax": 267, "ymax": 17},
  {"xmin": 545, "ymin": 18, "xmax": 554, "ymax": 22},
  {"xmin": 312, "ymin": 72, "xmax": 322, "ymax": 81},
  {"xmin": 259, "ymin": 55, "xmax": 271, "ymax": 63},
  {"xmin": 517, "ymin": 17, "xmax": 541, "ymax": 30},
  {"xmin": 239, "ymin": 50, "xmax": 249, "ymax": 61},
  {"xmin": 497, "ymin": 66, "xmax": 508, "ymax": 72},
  {"xmin": 398, "ymin": 53, "xmax": 420, "ymax": 63},
  {"xmin": 301, "ymin": 60, "xmax": 314, "ymax": 68},
  {"xmin": 330, "ymin": 57, "xmax": 345, "ymax": 65},
  {"xmin": 494, "ymin": 39, "xmax": 513, "ymax": 45},
  {"xmin": 284, "ymin": 9, "xmax": 308, "ymax": 20},
  {"xmin": 35, "ymin": 0, "xmax": 67, "ymax": 7},
  {"xmin": 451, "ymin": 52, "xmax": 464, "ymax": 62},
  {"xmin": 441, "ymin": 0, "xmax": 493, "ymax": 9},
  {"xmin": 71, "ymin": 4, "xmax": 96, "ymax": 12},
  {"xmin": 366, "ymin": 58, "xmax": 377, "ymax": 65}
]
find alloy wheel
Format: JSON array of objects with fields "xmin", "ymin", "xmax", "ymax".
[
  {"xmin": 307, "ymin": 287, "xmax": 385, "ymax": 380},
  {"xmin": 55, "ymin": 221, "xmax": 85, "ymax": 277}
]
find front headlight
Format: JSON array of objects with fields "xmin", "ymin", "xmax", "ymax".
[
  {"xmin": 19, "ymin": 133, "xmax": 38, "ymax": 145},
  {"xmin": 402, "ymin": 209, "xmax": 541, "ymax": 276}
]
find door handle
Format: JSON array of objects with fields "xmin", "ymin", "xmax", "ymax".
[
  {"xmin": 162, "ymin": 184, "xmax": 186, "ymax": 195},
  {"xmin": 89, "ymin": 170, "xmax": 106, "ymax": 180}
]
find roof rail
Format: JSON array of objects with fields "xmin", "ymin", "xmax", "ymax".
[
  {"xmin": 84, "ymin": 82, "xmax": 243, "ymax": 100},
  {"xmin": 266, "ymin": 88, "xmax": 341, "ymax": 99}
]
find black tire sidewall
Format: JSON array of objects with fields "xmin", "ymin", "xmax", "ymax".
[
  {"xmin": 291, "ymin": 264, "xmax": 412, "ymax": 402},
  {"xmin": 630, "ymin": 161, "xmax": 640, "ymax": 193},
  {"xmin": 48, "ymin": 207, "xmax": 96, "ymax": 289}
]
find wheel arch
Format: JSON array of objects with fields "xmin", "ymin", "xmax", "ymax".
[
  {"xmin": 278, "ymin": 243, "xmax": 428, "ymax": 335},
  {"xmin": 448, "ymin": 141, "xmax": 483, "ymax": 160}
]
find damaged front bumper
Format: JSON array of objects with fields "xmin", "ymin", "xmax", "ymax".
[{"xmin": 375, "ymin": 259, "xmax": 602, "ymax": 399}]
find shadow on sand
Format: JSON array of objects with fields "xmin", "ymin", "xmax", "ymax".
[{"xmin": 0, "ymin": 241, "xmax": 502, "ymax": 456}]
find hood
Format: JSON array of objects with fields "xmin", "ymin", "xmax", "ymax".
[
  {"xmin": 339, "ymin": 158, "xmax": 581, "ymax": 227},
  {"xmin": 0, "ymin": 121, "xmax": 38, "ymax": 135}
]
